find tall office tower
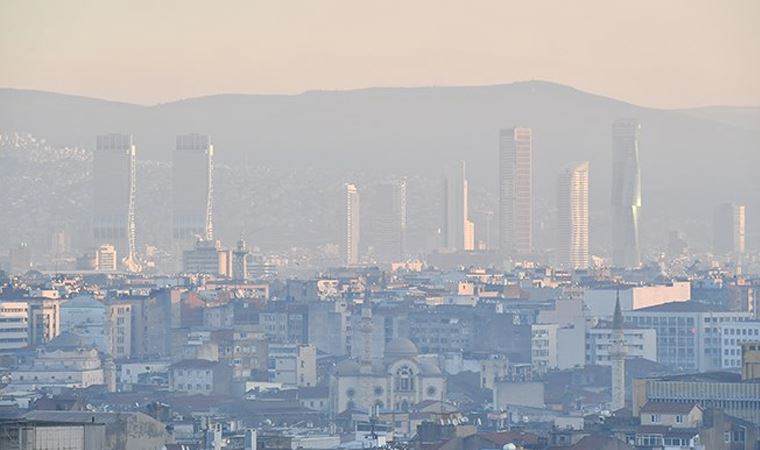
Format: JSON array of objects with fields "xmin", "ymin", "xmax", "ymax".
[
  {"xmin": 610, "ymin": 291, "xmax": 627, "ymax": 411},
  {"xmin": 713, "ymin": 203, "xmax": 746, "ymax": 256},
  {"xmin": 374, "ymin": 178, "xmax": 407, "ymax": 262},
  {"xmin": 342, "ymin": 183, "xmax": 361, "ymax": 266},
  {"xmin": 232, "ymin": 237, "xmax": 250, "ymax": 280},
  {"xmin": 499, "ymin": 128, "xmax": 533, "ymax": 257},
  {"xmin": 443, "ymin": 161, "xmax": 475, "ymax": 251},
  {"xmin": 173, "ymin": 134, "xmax": 214, "ymax": 262},
  {"xmin": 611, "ymin": 119, "xmax": 642, "ymax": 268},
  {"xmin": 557, "ymin": 162, "xmax": 590, "ymax": 270},
  {"xmin": 93, "ymin": 134, "xmax": 141, "ymax": 272}
]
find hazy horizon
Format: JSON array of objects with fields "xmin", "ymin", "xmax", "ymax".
[{"xmin": 2, "ymin": 0, "xmax": 759, "ymax": 108}]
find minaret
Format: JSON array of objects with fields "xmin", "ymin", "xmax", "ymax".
[
  {"xmin": 358, "ymin": 308, "xmax": 374, "ymax": 374},
  {"xmin": 610, "ymin": 289, "xmax": 627, "ymax": 411},
  {"xmin": 232, "ymin": 236, "xmax": 250, "ymax": 280}
]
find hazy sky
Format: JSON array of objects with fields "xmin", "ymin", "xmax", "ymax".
[{"xmin": 1, "ymin": 0, "xmax": 758, "ymax": 108}]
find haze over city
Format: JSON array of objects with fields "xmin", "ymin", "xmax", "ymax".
[{"xmin": 0, "ymin": 2, "xmax": 759, "ymax": 450}]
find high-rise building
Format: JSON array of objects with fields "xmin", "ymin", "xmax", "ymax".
[
  {"xmin": 8, "ymin": 242, "xmax": 31, "ymax": 274},
  {"xmin": 374, "ymin": 179, "xmax": 407, "ymax": 262},
  {"xmin": 443, "ymin": 161, "xmax": 474, "ymax": 251},
  {"xmin": 173, "ymin": 134, "xmax": 214, "ymax": 263},
  {"xmin": 342, "ymin": 183, "xmax": 360, "ymax": 266},
  {"xmin": 713, "ymin": 203, "xmax": 746, "ymax": 256},
  {"xmin": 93, "ymin": 134, "xmax": 140, "ymax": 272},
  {"xmin": 557, "ymin": 162, "xmax": 589, "ymax": 270},
  {"xmin": 96, "ymin": 244, "xmax": 118, "ymax": 271},
  {"xmin": 499, "ymin": 128, "xmax": 533, "ymax": 256},
  {"xmin": 611, "ymin": 119, "xmax": 642, "ymax": 268}
]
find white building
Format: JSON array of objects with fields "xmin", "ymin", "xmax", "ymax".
[
  {"xmin": 269, "ymin": 343, "xmax": 317, "ymax": 387},
  {"xmin": 626, "ymin": 302, "xmax": 752, "ymax": 372},
  {"xmin": 586, "ymin": 323, "xmax": 657, "ymax": 366},
  {"xmin": 531, "ymin": 323, "xmax": 585, "ymax": 372},
  {"xmin": 331, "ymin": 338, "xmax": 446, "ymax": 413},
  {"xmin": 583, "ymin": 282, "xmax": 691, "ymax": 317},
  {"xmin": 556, "ymin": 161, "xmax": 589, "ymax": 270},
  {"xmin": 11, "ymin": 332, "xmax": 105, "ymax": 389},
  {"xmin": 719, "ymin": 320, "xmax": 760, "ymax": 369},
  {"xmin": 0, "ymin": 302, "xmax": 29, "ymax": 353},
  {"xmin": 342, "ymin": 183, "xmax": 361, "ymax": 266},
  {"xmin": 95, "ymin": 244, "xmax": 117, "ymax": 271}
]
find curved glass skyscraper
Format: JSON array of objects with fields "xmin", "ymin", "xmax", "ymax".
[{"xmin": 611, "ymin": 119, "xmax": 642, "ymax": 268}]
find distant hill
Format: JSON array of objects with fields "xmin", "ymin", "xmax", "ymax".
[{"xmin": 1, "ymin": 81, "xmax": 758, "ymax": 254}]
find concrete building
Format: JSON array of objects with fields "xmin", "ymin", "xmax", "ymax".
[
  {"xmin": 0, "ymin": 410, "xmax": 171, "ymax": 450},
  {"xmin": 713, "ymin": 203, "xmax": 746, "ymax": 257},
  {"xmin": 105, "ymin": 302, "xmax": 132, "ymax": 360},
  {"xmin": 95, "ymin": 244, "xmax": 117, "ymax": 271},
  {"xmin": 499, "ymin": 127, "xmax": 532, "ymax": 257},
  {"xmin": 342, "ymin": 183, "xmax": 361, "ymax": 266},
  {"xmin": 742, "ymin": 341, "xmax": 760, "ymax": 380},
  {"xmin": 626, "ymin": 301, "xmax": 752, "ymax": 371},
  {"xmin": 169, "ymin": 358, "xmax": 232, "ymax": 396},
  {"xmin": 173, "ymin": 134, "xmax": 214, "ymax": 266},
  {"xmin": 586, "ymin": 323, "xmax": 657, "ymax": 365},
  {"xmin": 10, "ymin": 332, "xmax": 104, "ymax": 389},
  {"xmin": 583, "ymin": 282, "xmax": 691, "ymax": 317},
  {"xmin": 22, "ymin": 298, "xmax": 61, "ymax": 347},
  {"xmin": 718, "ymin": 321, "xmax": 760, "ymax": 369},
  {"xmin": 443, "ymin": 160, "xmax": 474, "ymax": 251},
  {"xmin": 531, "ymin": 322, "xmax": 585, "ymax": 372},
  {"xmin": 633, "ymin": 372, "xmax": 760, "ymax": 426},
  {"xmin": 556, "ymin": 161, "xmax": 589, "ymax": 270},
  {"xmin": 373, "ymin": 179, "xmax": 407, "ymax": 263},
  {"xmin": 611, "ymin": 119, "xmax": 642, "ymax": 268},
  {"xmin": 268, "ymin": 343, "xmax": 317, "ymax": 387},
  {"xmin": 92, "ymin": 134, "xmax": 140, "ymax": 272},
  {"xmin": 183, "ymin": 239, "xmax": 231, "ymax": 277},
  {"xmin": 60, "ymin": 295, "xmax": 106, "ymax": 351},
  {"xmin": 0, "ymin": 302, "xmax": 29, "ymax": 353}
]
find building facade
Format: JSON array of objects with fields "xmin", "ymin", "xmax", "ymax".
[
  {"xmin": 610, "ymin": 119, "xmax": 642, "ymax": 268},
  {"xmin": 499, "ymin": 127, "xmax": 533, "ymax": 257},
  {"xmin": 556, "ymin": 161, "xmax": 589, "ymax": 270}
]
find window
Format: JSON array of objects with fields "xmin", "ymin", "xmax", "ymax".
[
  {"xmin": 651, "ymin": 414, "xmax": 660, "ymax": 423},
  {"xmin": 396, "ymin": 365, "xmax": 414, "ymax": 392},
  {"xmin": 675, "ymin": 415, "xmax": 683, "ymax": 424},
  {"xmin": 724, "ymin": 431, "xmax": 731, "ymax": 443}
]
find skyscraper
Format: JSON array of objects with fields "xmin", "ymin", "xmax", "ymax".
[
  {"xmin": 173, "ymin": 134, "xmax": 214, "ymax": 262},
  {"xmin": 611, "ymin": 119, "xmax": 642, "ymax": 268},
  {"xmin": 342, "ymin": 183, "xmax": 360, "ymax": 266},
  {"xmin": 374, "ymin": 178, "xmax": 407, "ymax": 262},
  {"xmin": 557, "ymin": 161, "xmax": 589, "ymax": 270},
  {"xmin": 443, "ymin": 160, "xmax": 474, "ymax": 251},
  {"xmin": 499, "ymin": 127, "xmax": 532, "ymax": 257},
  {"xmin": 713, "ymin": 203, "xmax": 746, "ymax": 256},
  {"xmin": 93, "ymin": 134, "xmax": 140, "ymax": 272}
]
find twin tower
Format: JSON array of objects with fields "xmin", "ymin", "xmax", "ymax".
[{"xmin": 92, "ymin": 133, "xmax": 214, "ymax": 272}]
